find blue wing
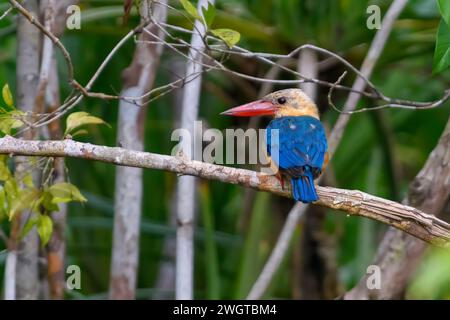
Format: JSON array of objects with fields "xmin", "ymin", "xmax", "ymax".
[{"xmin": 266, "ymin": 116, "xmax": 327, "ymax": 177}]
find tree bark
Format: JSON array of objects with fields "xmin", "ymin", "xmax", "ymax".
[
  {"xmin": 296, "ymin": 48, "xmax": 339, "ymax": 300},
  {"xmin": 0, "ymin": 136, "xmax": 449, "ymax": 249},
  {"xmin": 8, "ymin": 0, "xmax": 42, "ymax": 300},
  {"xmin": 175, "ymin": 0, "xmax": 214, "ymax": 300},
  {"xmin": 45, "ymin": 53, "xmax": 67, "ymax": 300},
  {"xmin": 109, "ymin": 0, "xmax": 167, "ymax": 300}
]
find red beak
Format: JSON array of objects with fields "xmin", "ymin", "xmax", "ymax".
[{"xmin": 221, "ymin": 100, "xmax": 276, "ymax": 117}]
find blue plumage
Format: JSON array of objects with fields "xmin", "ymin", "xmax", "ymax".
[{"xmin": 266, "ymin": 116, "xmax": 327, "ymax": 203}]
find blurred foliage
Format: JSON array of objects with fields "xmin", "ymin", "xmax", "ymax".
[
  {"xmin": 0, "ymin": 84, "xmax": 87, "ymax": 247},
  {"xmin": 0, "ymin": 0, "xmax": 449, "ymax": 299}
]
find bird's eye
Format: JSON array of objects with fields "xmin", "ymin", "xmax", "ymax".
[{"xmin": 277, "ymin": 97, "xmax": 286, "ymax": 104}]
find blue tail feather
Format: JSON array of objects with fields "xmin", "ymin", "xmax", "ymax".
[{"xmin": 291, "ymin": 172, "xmax": 318, "ymax": 203}]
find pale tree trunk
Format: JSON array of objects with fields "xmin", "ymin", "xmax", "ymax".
[
  {"xmin": 296, "ymin": 50, "xmax": 340, "ymax": 299},
  {"xmin": 109, "ymin": 0, "xmax": 167, "ymax": 300},
  {"xmin": 45, "ymin": 0, "xmax": 79, "ymax": 300},
  {"xmin": 154, "ymin": 57, "xmax": 185, "ymax": 299},
  {"xmin": 175, "ymin": 0, "xmax": 214, "ymax": 300},
  {"xmin": 5, "ymin": 0, "xmax": 42, "ymax": 300},
  {"xmin": 45, "ymin": 54, "xmax": 66, "ymax": 300},
  {"xmin": 344, "ymin": 118, "xmax": 450, "ymax": 299},
  {"xmin": 41, "ymin": 0, "xmax": 79, "ymax": 300},
  {"xmin": 36, "ymin": 0, "xmax": 56, "ymax": 300}
]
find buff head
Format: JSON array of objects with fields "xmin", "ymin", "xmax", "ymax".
[{"xmin": 221, "ymin": 88, "xmax": 319, "ymax": 119}]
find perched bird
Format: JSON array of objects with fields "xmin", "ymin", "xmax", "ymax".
[{"xmin": 221, "ymin": 89, "xmax": 328, "ymax": 203}]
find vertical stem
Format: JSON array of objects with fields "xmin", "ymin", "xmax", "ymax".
[
  {"xmin": 46, "ymin": 55, "xmax": 67, "ymax": 300},
  {"xmin": 154, "ymin": 57, "xmax": 185, "ymax": 299},
  {"xmin": 109, "ymin": 0, "xmax": 167, "ymax": 300},
  {"xmin": 44, "ymin": 0, "xmax": 79, "ymax": 300},
  {"xmin": 10, "ymin": 0, "xmax": 42, "ymax": 300},
  {"xmin": 297, "ymin": 49, "xmax": 340, "ymax": 299},
  {"xmin": 175, "ymin": 0, "xmax": 214, "ymax": 300},
  {"xmin": 298, "ymin": 49, "xmax": 318, "ymax": 100}
]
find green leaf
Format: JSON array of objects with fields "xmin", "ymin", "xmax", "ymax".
[
  {"xmin": 71, "ymin": 129, "xmax": 89, "ymax": 137},
  {"xmin": 4, "ymin": 178, "xmax": 18, "ymax": 199},
  {"xmin": 2, "ymin": 84, "xmax": 14, "ymax": 108},
  {"xmin": 8, "ymin": 188, "xmax": 40, "ymax": 221},
  {"xmin": 23, "ymin": 173, "xmax": 34, "ymax": 188},
  {"xmin": 202, "ymin": 1, "xmax": 216, "ymax": 28},
  {"xmin": 438, "ymin": 0, "xmax": 450, "ymax": 26},
  {"xmin": 433, "ymin": 19, "xmax": 450, "ymax": 74},
  {"xmin": 211, "ymin": 28, "xmax": 241, "ymax": 48},
  {"xmin": 37, "ymin": 214, "xmax": 53, "ymax": 246},
  {"xmin": 179, "ymin": 0, "xmax": 201, "ymax": 21},
  {"xmin": 48, "ymin": 182, "xmax": 87, "ymax": 203},
  {"xmin": 41, "ymin": 191, "xmax": 59, "ymax": 212},
  {"xmin": 0, "ymin": 157, "xmax": 11, "ymax": 181},
  {"xmin": 0, "ymin": 110, "xmax": 25, "ymax": 135},
  {"xmin": 65, "ymin": 111, "xmax": 108, "ymax": 135},
  {"xmin": 19, "ymin": 216, "xmax": 37, "ymax": 239},
  {"xmin": 0, "ymin": 187, "xmax": 6, "ymax": 220}
]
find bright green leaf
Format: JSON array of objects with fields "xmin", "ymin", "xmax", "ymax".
[
  {"xmin": 48, "ymin": 182, "xmax": 87, "ymax": 204},
  {"xmin": 19, "ymin": 217, "xmax": 38, "ymax": 239},
  {"xmin": 180, "ymin": 0, "xmax": 201, "ymax": 21},
  {"xmin": 433, "ymin": 19, "xmax": 450, "ymax": 74},
  {"xmin": 0, "ymin": 187, "xmax": 6, "ymax": 220},
  {"xmin": 8, "ymin": 188, "xmax": 40, "ymax": 221},
  {"xmin": 41, "ymin": 190, "xmax": 59, "ymax": 212},
  {"xmin": 71, "ymin": 129, "xmax": 89, "ymax": 137},
  {"xmin": 37, "ymin": 214, "xmax": 53, "ymax": 246},
  {"xmin": 202, "ymin": 1, "xmax": 216, "ymax": 28},
  {"xmin": 0, "ymin": 110, "xmax": 25, "ymax": 135},
  {"xmin": 23, "ymin": 173, "xmax": 34, "ymax": 188},
  {"xmin": 65, "ymin": 111, "xmax": 109, "ymax": 135},
  {"xmin": 438, "ymin": 0, "xmax": 450, "ymax": 26},
  {"xmin": 211, "ymin": 28, "xmax": 241, "ymax": 48},
  {"xmin": 0, "ymin": 157, "xmax": 11, "ymax": 181},
  {"xmin": 4, "ymin": 178, "xmax": 18, "ymax": 199},
  {"xmin": 2, "ymin": 84, "xmax": 14, "ymax": 108}
]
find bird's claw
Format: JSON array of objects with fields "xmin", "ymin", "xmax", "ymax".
[{"xmin": 276, "ymin": 172, "xmax": 285, "ymax": 190}]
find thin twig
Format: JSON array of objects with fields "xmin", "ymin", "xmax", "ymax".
[
  {"xmin": 0, "ymin": 5, "xmax": 13, "ymax": 20},
  {"xmin": 9, "ymin": 0, "xmax": 74, "ymax": 84},
  {"xmin": 12, "ymin": 0, "xmax": 448, "ymax": 135}
]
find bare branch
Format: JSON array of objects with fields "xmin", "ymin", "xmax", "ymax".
[
  {"xmin": 9, "ymin": 0, "xmax": 74, "ymax": 84},
  {"xmin": 12, "ymin": 0, "xmax": 448, "ymax": 137},
  {"xmin": 0, "ymin": 136, "xmax": 449, "ymax": 249},
  {"xmin": 327, "ymin": 0, "xmax": 409, "ymax": 155}
]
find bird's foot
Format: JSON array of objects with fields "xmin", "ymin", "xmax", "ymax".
[{"xmin": 275, "ymin": 172, "xmax": 285, "ymax": 190}]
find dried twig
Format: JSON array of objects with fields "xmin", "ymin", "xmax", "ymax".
[
  {"xmin": 10, "ymin": 0, "xmax": 449, "ymax": 135},
  {"xmin": 9, "ymin": 0, "xmax": 74, "ymax": 84}
]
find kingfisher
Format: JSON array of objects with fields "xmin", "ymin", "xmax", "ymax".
[{"xmin": 221, "ymin": 89, "xmax": 328, "ymax": 203}]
